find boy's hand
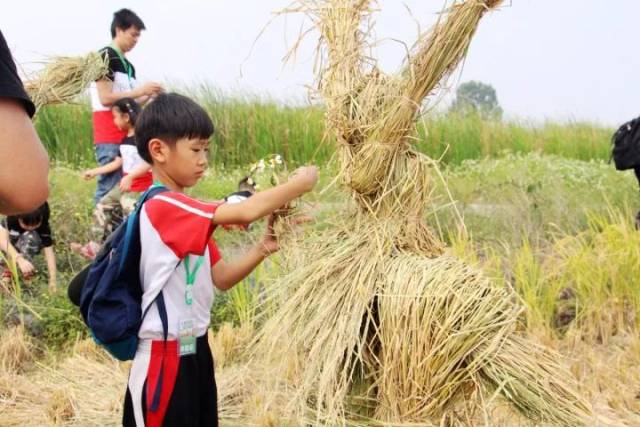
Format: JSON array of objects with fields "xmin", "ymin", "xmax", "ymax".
[
  {"xmin": 119, "ymin": 175, "xmax": 133, "ymax": 192},
  {"xmin": 289, "ymin": 166, "xmax": 319, "ymax": 192},
  {"xmin": 83, "ymin": 169, "xmax": 97, "ymax": 180},
  {"xmin": 259, "ymin": 211, "xmax": 314, "ymax": 257},
  {"xmin": 260, "ymin": 215, "xmax": 279, "ymax": 256},
  {"xmin": 16, "ymin": 255, "xmax": 35, "ymax": 277}
]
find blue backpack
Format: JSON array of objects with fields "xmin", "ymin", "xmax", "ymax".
[{"xmin": 79, "ymin": 185, "xmax": 168, "ymax": 361}]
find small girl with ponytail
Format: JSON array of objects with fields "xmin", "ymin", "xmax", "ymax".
[{"xmin": 74, "ymin": 98, "xmax": 152, "ymax": 258}]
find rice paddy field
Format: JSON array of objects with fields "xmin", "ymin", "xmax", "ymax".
[{"xmin": 0, "ymin": 93, "xmax": 638, "ymax": 425}]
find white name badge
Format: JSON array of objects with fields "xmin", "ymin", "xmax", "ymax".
[{"xmin": 178, "ymin": 318, "xmax": 197, "ymax": 356}]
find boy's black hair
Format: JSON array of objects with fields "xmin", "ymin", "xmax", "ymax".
[
  {"xmin": 111, "ymin": 9, "xmax": 146, "ymax": 38},
  {"xmin": 135, "ymin": 93, "xmax": 214, "ymax": 163},
  {"xmin": 113, "ymin": 97, "xmax": 141, "ymax": 126},
  {"xmin": 17, "ymin": 203, "xmax": 47, "ymax": 227}
]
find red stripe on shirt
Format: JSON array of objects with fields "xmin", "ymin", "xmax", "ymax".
[
  {"xmin": 92, "ymin": 110, "xmax": 127, "ymax": 143},
  {"xmin": 144, "ymin": 192, "xmax": 219, "ymax": 259}
]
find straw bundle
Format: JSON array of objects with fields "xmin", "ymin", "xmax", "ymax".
[
  {"xmin": 0, "ymin": 325, "xmax": 34, "ymax": 374},
  {"xmin": 241, "ymin": 0, "xmax": 595, "ymax": 425},
  {"xmin": 46, "ymin": 388, "xmax": 76, "ymax": 424},
  {"xmin": 24, "ymin": 52, "xmax": 108, "ymax": 112},
  {"xmin": 0, "ymin": 329, "xmax": 255, "ymax": 426}
]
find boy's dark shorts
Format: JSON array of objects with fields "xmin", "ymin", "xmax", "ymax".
[{"xmin": 123, "ymin": 334, "xmax": 218, "ymax": 427}]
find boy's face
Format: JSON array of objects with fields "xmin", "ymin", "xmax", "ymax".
[
  {"xmin": 161, "ymin": 138, "xmax": 210, "ymax": 189},
  {"xmin": 115, "ymin": 26, "xmax": 141, "ymax": 53}
]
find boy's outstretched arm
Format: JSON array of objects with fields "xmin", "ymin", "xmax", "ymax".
[
  {"xmin": 211, "ymin": 216, "xmax": 279, "ymax": 291},
  {"xmin": 212, "ymin": 166, "xmax": 318, "ymax": 226}
]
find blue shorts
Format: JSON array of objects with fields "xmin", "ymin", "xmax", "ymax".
[{"xmin": 94, "ymin": 143, "xmax": 123, "ymax": 205}]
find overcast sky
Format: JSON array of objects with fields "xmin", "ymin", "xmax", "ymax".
[{"xmin": 2, "ymin": 0, "xmax": 638, "ymax": 126}]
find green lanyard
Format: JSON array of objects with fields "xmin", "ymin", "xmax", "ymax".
[
  {"xmin": 110, "ymin": 43, "xmax": 133, "ymax": 83},
  {"xmin": 183, "ymin": 254, "xmax": 204, "ymax": 306}
]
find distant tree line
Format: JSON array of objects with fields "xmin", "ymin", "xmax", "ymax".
[{"xmin": 451, "ymin": 80, "xmax": 502, "ymax": 120}]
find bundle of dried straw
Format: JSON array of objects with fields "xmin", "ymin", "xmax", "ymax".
[
  {"xmin": 24, "ymin": 52, "xmax": 108, "ymax": 112},
  {"xmin": 222, "ymin": 0, "xmax": 601, "ymax": 425}
]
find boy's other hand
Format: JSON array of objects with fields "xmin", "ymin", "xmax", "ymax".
[
  {"xmin": 290, "ymin": 166, "xmax": 318, "ymax": 192},
  {"xmin": 260, "ymin": 214, "xmax": 279, "ymax": 256},
  {"xmin": 82, "ymin": 169, "xmax": 97, "ymax": 180},
  {"xmin": 119, "ymin": 175, "xmax": 133, "ymax": 192}
]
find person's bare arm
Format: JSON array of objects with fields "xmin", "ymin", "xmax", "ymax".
[
  {"xmin": 96, "ymin": 80, "xmax": 162, "ymax": 107},
  {"xmin": 119, "ymin": 161, "xmax": 151, "ymax": 192},
  {"xmin": 213, "ymin": 166, "xmax": 318, "ymax": 225},
  {"xmin": 126, "ymin": 161, "xmax": 151, "ymax": 180},
  {"xmin": 0, "ymin": 98, "xmax": 49, "ymax": 214},
  {"xmin": 0, "ymin": 225, "xmax": 35, "ymax": 276},
  {"xmin": 43, "ymin": 245, "xmax": 56, "ymax": 292},
  {"xmin": 83, "ymin": 157, "xmax": 123, "ymax": 179},
  {"xmin": 135, "ymin": 94, "xmax": 151, "ymax": 106},
  {"xmin": 211, "ymin": 215, "xmax": 279, "ymax": 290},
  {"xmin": 211, "ymin": 246, "xmax": 267, "ymax": 291},
  {"xmin": 0, "ymin": 224, "xmax": 18, "ymax": 259}
]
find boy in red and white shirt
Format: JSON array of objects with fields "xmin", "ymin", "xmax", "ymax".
[{"xmin": 122, "ymin": 93, "xmax": 318, "ymax": 427}]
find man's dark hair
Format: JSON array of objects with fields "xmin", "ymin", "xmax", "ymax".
[
  {"xmin": 17, "ymin": 203, "xmax": 47, "ymax": 227},
  {"xmin": 111, "ymin": 9, "xmax": 146, "ymax": 38},
  {"xmin": 135, "ymin": 93, "xmax": 214, "ymax": 163},
  {"xmin": 113, "ymin": 97, "xmax": 141, "ymax": 126}
]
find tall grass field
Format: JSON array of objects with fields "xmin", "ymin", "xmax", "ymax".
[{"xmin": 34, "ymin": 89, "xmax": 613, "ymax": 168}]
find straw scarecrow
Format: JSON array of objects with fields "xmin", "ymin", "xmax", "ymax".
[
  {"xmin": 239, "ymin": 1, "xmax": 596, "ymax": 425},
  {"xmin": 24, "ymin": 52, "xmax": 108, "ymax": 112}
]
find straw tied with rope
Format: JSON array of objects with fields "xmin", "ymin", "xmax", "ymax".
[{"xmin": 226, "ymin": 1, "xmax": 601, "ymax": 425}]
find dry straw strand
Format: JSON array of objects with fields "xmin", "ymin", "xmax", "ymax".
[{"xmin": 24, "ymin": 52, "xmax": 108, "ymax": 112}]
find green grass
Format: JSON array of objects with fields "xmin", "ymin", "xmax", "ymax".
[
  {"xmin": 33, "ymin": 87, "xmax": 614, "ymax": 168},
  {"xmin": 418, "ymin": 113, "xmax": 612, "ymax": 164},
  {"xmin": 435, "ymin": 153, "xmax": 638, "ymax": 247},
  {"xmin": 3, "ymin": 152, "xmax": 638, "ymax": 352}
]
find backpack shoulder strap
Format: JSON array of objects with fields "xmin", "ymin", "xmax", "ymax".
[
  {"xmin": 137, "ymin": 185, "xmax": 168, "ymax": 207},
  {"xmin": 119, "ymin": 185, "xmax": 169, "ymax": 272}
]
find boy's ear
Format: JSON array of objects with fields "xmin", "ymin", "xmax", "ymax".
[{"xmin": 148, "ymin": 138, "xmax": 169, "ymax": 164}]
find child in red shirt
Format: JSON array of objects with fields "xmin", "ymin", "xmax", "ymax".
[{"xmin": 122, "ymin": 93, "xmax": 317, "ymax": 427}]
